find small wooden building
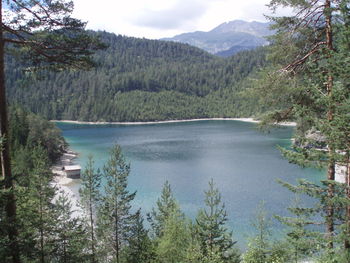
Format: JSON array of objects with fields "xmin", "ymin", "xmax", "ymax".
[{"xmin": 63, "ymin": 165, "xmax": 81, "ymax": 179}]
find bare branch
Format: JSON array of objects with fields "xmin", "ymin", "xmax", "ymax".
[
  {"xmin": 12, "ymin": 0, "xmax": 45, "ymax": 25},
  {"xmin": 281, "ymin": 41, "xmax": 326, "ymax": 72}
]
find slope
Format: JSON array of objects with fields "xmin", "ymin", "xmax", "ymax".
[{"xmin": 6, "ymin": 31, "xmax": 267, "ymax": 122}]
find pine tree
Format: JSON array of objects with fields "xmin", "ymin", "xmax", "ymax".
[
  {"xmin": 124, "ymin": 209, "xmax": 154, "ymax": 263},
  {"xmin": 185, "ymin": 228, "xmax": 203, "ymax": 263},
  {"xmin": 147, "ymin": 180, "xmax": 180, "ymax": 238},
  {"xmin": 27, "ymin": 147, "xmax": 57, "ymax": 263},
  {"xmin": 268, "ymin": 2, "xmax": 350, "ymax": 249},
  {"xmin": 0, "ymin": 2, "xmax": 103, "ymax": 261},
  {"xmin": 1, "ymin": 109, "xmax": 72, "ymax": 262},
  {"xmin": 97, "ymin": 144, "xmax": 136, "ymax": 263},
  {"xmin": 79, "ymin": 155, "xmax": 101, "ymax": 263},
  {"xmin": 243, "ymin": 203, "xmax": 296, "ymax": 263},
  {"xmin": 248, "ymin": 0, "xmax": 350, "ymax": 256},
  {"xmin": 3, "ymin": 146, "xmax": 56, "ymax": 261},
  {"xmin": 330, "ymin": 2, "xmax": 350, "ymax": 253},
  {"xmin": 243, "ymin": 203, "xmax": 273, "ymax": 263},
  {"xmin": 275, "ymin": 196, "xmax": 320, "ymax": 263},
  {"xmin": 51, "ymin": 193, "xmax": 88, "ymax": 263},
  {"xmin": 156, "ymin": 208, "xmax": 190, "ymax": 263},
  {"xmin": 196, "ymin": 179, "xmax": 240, "ymax": 263}
]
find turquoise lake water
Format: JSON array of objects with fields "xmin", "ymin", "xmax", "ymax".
[{"xmin": 57, "ymin": 120, "xmax": 324, "ymax": 247}]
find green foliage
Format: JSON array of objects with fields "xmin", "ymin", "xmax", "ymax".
[
  {"xmin": 1, "ymin": 114, "xmax": 90, "ymax": 262},
  {"xmin": 188, "ymin": 243, "xmax": 226, "ymax": 263},
  {"xmin": 276, "ymin": 196, "xmax": 322, "ymax": 263},
  {"xmin": 242, "ymin": 203, "xmax": 289, "ymax": 263},
  {"xmin": 185, "ymin": 232, "xmax": 203, "ymax": 263},
  {"xmin": 97, "ymin": 145, "xmax": 137, "ymax": 262},
  {"xmin": 243, "ymin": 203, "xmax": 272, "ymax": 263},
  {"xmin": 245, "ymin": 0, "xmax": 350, "ymax": 261},
  {"xmin": 17, "ymin": 147, "xmax": 57, "ymax": 262},
  {"xmin": 156, "ymin": 210, "xmax": 190, "ymax": 263},
  {"xmin": 51, "ymin": 194, "xmax": 88, "ymax": 262},
  {"xmin": 124, "ymin": 210, "xmax": 154, "ymax": 263},
  {"xmin": 6, "ymin": 32, "xmax": 268, "ymax": 121},
  {"xmin": 196, "ymin": 179, "xmax": 240, "ymax": 263},
  {"xmin": 79, "ymin": 156, "xmax": 101, "ymax": 211},
  {"xmin": 3, "ymin": 0, "xmax": 105, "ymax": 72},
  {"xmin": 148, "ymin": 180, "xmax": 181, "ymax": 238},
  {"xmin": 9, "ymin": 106, "xmax": 67, "ymax": 164},
  {"xmin": 243, "ymin": 240, "xmax": 288, "ymax": 263},
  {"xmin": 1, "ymin": 109, "xmax": 70, "ymax": 262},
  {"xmin": 79, "ymin": 155, "xmax": 101, "ymax": 262}
]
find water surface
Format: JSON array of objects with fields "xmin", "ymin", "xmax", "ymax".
[{"xmin": 57, "ymin": 120, "xmax": 324, "ymax": 247}]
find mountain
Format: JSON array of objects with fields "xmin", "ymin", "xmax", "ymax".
[
  {"xmin": 162, "ymin": 20, "xmax": 272, "ymax": 56},
  {"xmin": 7, "ymin": 31, "xmax": 267, "ymax": 122},
  {"xmin": 210, "ymin": 20, "xmax": 271, "ymax": 37}
]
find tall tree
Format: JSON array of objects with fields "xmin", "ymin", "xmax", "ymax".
[
  {"xmin": 125, "ymin": 209, "xmax": 154, "ymax": 263},
  {"xmin": 249, "ymin": 0, "xmax": 350, "ymax": 252},
  {"xmin": 274, "ymin": 197, "xmax": 319, "ymax": 263},
  {"xmin": 147, "ymin": 180, "xmax": 180, "ymax": 238},
  {"xmin": 0, "ymin": 1, "xmax": 103, "ymax": 262},
  {"xmin": 97, "ymin": 145, "xmax": 136, "ymax": 263},
  {"xmin": 52, "ymin": 193, "xmax": 88, "ymax": 263},
  {"xmin": 156, "ymin": 208, "xmax": 190, "ymax": 263},
  {"xmin": 331, "ymin": 2, "xmax": 350, "ymax": 253},
  {"xmin": 243, "ymin": 203, "xmax": 275, "ymax": 263},
  {"xmin": 195, "ymin": 179, "xmax": 240, "ymax": 263},
  {"xmin": 1, "ymin": 108, "xmax": 70, "ymax": 262},
  {"xmin": 26, "ymin": 147, "xmax": 57, "ymax": 263},
  {"xmin": 79, "ymin": 155, "xmax": 101, "ymax": 263}
]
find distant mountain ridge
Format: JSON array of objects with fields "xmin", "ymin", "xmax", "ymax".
[{"xmin": 162, "ymin": 20, "xmax": 272, "ymax": 56}]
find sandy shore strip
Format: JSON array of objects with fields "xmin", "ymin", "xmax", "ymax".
[
  {"xmin": 52, "ymin": 117, "xmax": 296, "ymax": 126},
  {"xmin": 51, "ymin": 179, "xmax": 83, "ymax": 219},
  {"xmin": 51, "ymin": 152, "xmax": 84, "ymax": 218}
]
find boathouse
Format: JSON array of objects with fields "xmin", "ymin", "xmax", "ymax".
[{"xmin": 63, "ymin": 165, "xmax": 81, "ymax": 179}]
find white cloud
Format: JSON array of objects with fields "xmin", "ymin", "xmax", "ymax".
[
  {"xmin": 132, "ymin": 0, "xmax": 209, "ymax": 30},
  {"xmin": 72, "ymin": 0, "xmax": 290, "ymax": 39}
]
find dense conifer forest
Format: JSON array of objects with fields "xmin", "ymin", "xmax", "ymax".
[{"xmin": 6, "ymin": 31, "xmax": 267, "ymax": 121}]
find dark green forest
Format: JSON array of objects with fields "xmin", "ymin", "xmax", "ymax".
[{"xmin": 6, "ymin": 31, "xmax": 267, "ymax": 121}]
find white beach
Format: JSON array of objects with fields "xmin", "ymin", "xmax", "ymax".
[
  {"xmin": 52, "ymin": 117, "xmax": 296, "ymax": 126},
  {"xmin": 51, "ymin": 152, "xmax": 84, "ymax": 219}
]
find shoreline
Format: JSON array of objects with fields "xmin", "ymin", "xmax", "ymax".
[
  {"xmin": 52, "ymin": 117, "xmax": 296, "ymax": 127},
  {"xmin": 51, "ymin": 152, "xmax": 84, "ymax": 218}
]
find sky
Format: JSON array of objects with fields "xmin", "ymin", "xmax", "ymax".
[{"xmin": 72, "ymin": 0, "xmax": 290, "ymax": 39}]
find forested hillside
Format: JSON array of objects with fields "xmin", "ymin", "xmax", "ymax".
[{"xmin": 6, "ymin": 31, "xmax": 267, "ymax": 122}]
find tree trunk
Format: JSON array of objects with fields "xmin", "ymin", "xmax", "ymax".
[
  {"xmin": 89, "ymin": 193, "xmax": 96, "ymax": 263},
  {"xmin": 345, "ymin": 153, "xmax": 350, "ymax": 249},
  {"xmin": 0, "ymin": 2, "xmax": 20, "ymax": 262},
  {"xmin": 325, "ymin": 0, "xmax": 335, "ymax": 249},
  {"xmin": 63, "ymin": 236, "xmax": 67, "ymax": 263},
  {"xmin": 115, "ymin": 206, "xmax": 120, "ymax": 263},
  {"xmin": 326, "ymin": 159, "xmax": 335, "ymax": 248},
  {"xmin": 39, "ymin": 188, "xmax": 45, "ymax": 263}
]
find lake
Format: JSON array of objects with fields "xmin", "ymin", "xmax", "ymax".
[{"xmin": 57, "ymin": 120, "xmax": 324, "ymax": 247}]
